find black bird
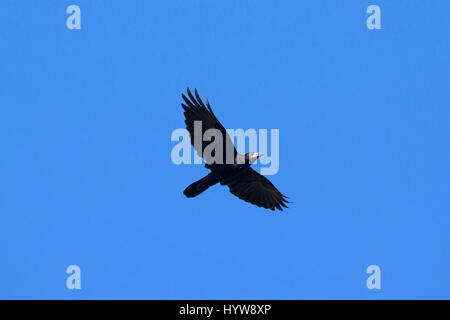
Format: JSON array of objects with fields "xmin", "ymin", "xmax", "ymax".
[{"xmin": 181, "ymin": 88, "xmax": 289, "ymax": 211}]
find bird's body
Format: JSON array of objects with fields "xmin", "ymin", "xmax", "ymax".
[{"xmin": 181, "ymin": 88, "xmax": 289, "ymax": 211}]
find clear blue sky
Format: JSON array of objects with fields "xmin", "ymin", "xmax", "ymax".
[{"xmin": 1, "ymin": 1, "xmax": 449, "ymax": 299}]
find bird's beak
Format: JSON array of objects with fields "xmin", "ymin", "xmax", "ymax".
[{"xmin": 257, "ymin": 153, "xmax": 264, "ymax": 159}]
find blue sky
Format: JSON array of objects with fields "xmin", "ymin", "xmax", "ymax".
[{"xmin": 0, "ymin": 1, "xmax": 449, "ymax": 299}]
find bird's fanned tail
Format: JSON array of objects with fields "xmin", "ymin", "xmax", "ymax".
[{"xmin": 183, "ymin": 172, "xmax": 219, "ymax": 198}]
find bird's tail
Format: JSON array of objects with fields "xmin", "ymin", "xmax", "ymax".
[{"xmin": 183, "ymin": 172, "xmax": 219, "ymax": 198}]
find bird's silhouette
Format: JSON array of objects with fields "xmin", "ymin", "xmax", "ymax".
[{"xmin": 181, "ymin": 88, "xmax": 289, "ymax": 211}]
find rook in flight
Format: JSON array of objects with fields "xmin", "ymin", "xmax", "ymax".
[{"xmin": 181, "ymin": 88, "xmax": 289, "ymax": 211}]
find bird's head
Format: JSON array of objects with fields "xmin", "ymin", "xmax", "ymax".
[{"xmin": 245, "ymin": 152, "xmax": 264, "ymax": 164}]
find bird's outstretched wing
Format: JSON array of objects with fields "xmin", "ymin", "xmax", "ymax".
[
  {"xmin": 223, "ymin": 167, "xmax": 289, "ymax": 211},
  {"xmin": 182, "ymin": 88, "xmax": 236, "ymax": 164}
]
